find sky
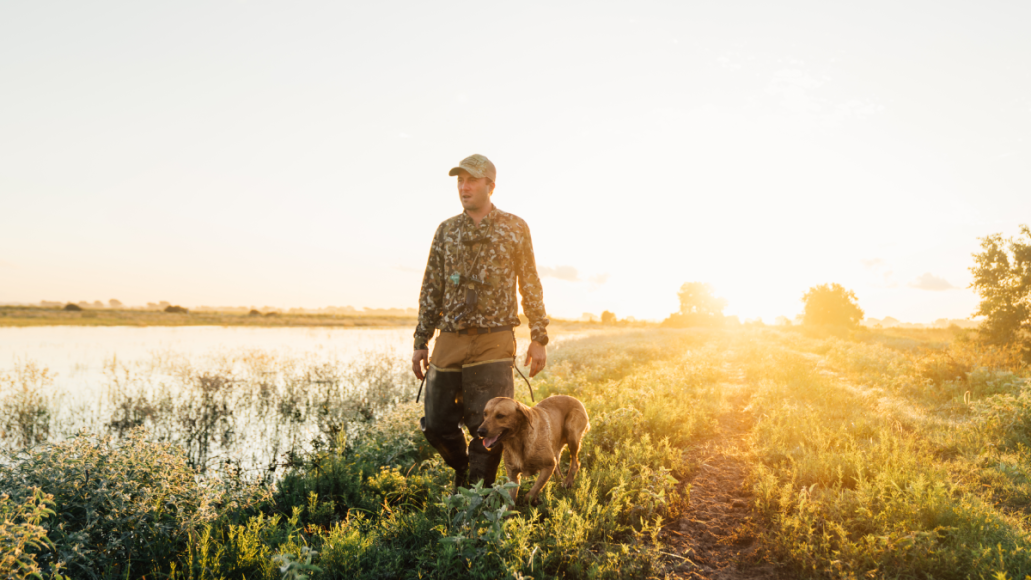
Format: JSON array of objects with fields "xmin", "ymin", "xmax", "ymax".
[{"xmin": 2, "ymin": 1, "xmax": 1030, "ymax": 323}]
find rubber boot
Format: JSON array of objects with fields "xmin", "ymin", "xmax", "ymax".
[
  {"xmin": 421, "ymin": 366, "xmax": 468, "ymax": 490},
  {"xmin": 462, "ymin": 360, "xmax": 514, "ymax": 487}
]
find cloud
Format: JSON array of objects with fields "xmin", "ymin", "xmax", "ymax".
[
  {"xmin": 861, "ymin": 258, "xmax": 885, "ymax": 269},
  {"xmin": 763, "ymin": 68, "xmax": 882, "ymax": 127},
  {"xmin": 909, "ymin": 273, "xmax": 956, "ymax": 291},
  {"xmin": 538, "ymin": 265, "xmax": 579, "ymax": 282},
  {"xmin": 589, "ymin": 273, "xmax": 609, "ymax": 285},
  {"xmin": 765, "ymin": 69, "xmax": 825, "ymax": 114}
]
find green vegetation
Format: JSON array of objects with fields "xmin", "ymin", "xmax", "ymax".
[
  {"xmin": 7, "ymin": 327, "xmax": 1031, "ymax": 578},
  {"xmin": 741, "ymin": 326, "xmax": 1031, "ymax": 578},
  {"xmin": 970, "ymin": 224, "xmax": 1031, "ymax": 359},
  {"xmin": 2, "ymin": 330, "xmax": 724, "ymax": 579}
]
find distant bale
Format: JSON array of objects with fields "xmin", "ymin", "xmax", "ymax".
[
  {"xmin": 164, "ymin": 305, "xmax": 189, "ymax": 314},
  {"xmin": 248, "ymin": 309, "xmax": 262, "ymax": 317},
  {"xmin": 63, "ymin": 303, "xmax": 83, "ymax": 311}
]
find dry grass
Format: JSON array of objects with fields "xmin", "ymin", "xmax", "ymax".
[{"xmin": 0, "ymin": 305, "xmax": 416, "ymax": 328}]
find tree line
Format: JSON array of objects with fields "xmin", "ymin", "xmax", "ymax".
[{"xmin": 660, "ymin": 224, "xmax": 1031, "ymax": 360}]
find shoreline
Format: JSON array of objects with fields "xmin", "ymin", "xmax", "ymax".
[{"xmin": 0, "ymin": 306, "xmax": 417, "ymax": 328}]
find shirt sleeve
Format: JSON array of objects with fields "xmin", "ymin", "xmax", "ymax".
[
  {"xmin": 515, "ymin": 220, "xmax": 550, "ymax": 345},
  {"xmin": 414, "ymin": 223, "xmax": 446, "ymax": 349}
]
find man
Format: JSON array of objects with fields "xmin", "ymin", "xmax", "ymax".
[{"xmin": 412, "ymin": 153, "xmax": 550, "ymax": 490}]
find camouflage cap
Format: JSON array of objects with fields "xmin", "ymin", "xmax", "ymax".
[{"xmin": 448, "ymin": 154, "xmax": 497, "ymax": 182}]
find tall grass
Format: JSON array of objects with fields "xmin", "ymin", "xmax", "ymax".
[
  {"xmin": 1, "ymin": 349, "xmax": 418, "ymax": 476},
  {"xmin": 741, "ymin": 327, "xmax": 1031, "ymax": 579},
  {"xmin": 0, "ymin": 361, "xmax": 62, "ymax": 450}
]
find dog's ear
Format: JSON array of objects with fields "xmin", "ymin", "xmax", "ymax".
[{"xmin": 517, "ymin": 403, "xmax": 531, "ymax": 427}]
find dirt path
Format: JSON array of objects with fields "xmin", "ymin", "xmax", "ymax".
[{"xmin": 660, "ymin": 367, "xmax": 785, "ymax": 580}]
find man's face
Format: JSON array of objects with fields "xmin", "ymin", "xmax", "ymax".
[{"xmin": 456, "ymin": 169, "xmax": 493, "ymax": 213}]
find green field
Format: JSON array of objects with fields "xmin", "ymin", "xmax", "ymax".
[{"xmin": 3, "ymin": 326, "xmax": 1031, "ymax": 579}]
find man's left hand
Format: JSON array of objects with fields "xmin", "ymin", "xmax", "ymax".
[{"xmin": 524, "ymin": 340, "xmax": 547, "ymax": 378}]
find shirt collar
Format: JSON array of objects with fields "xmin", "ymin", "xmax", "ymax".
[{"xmin": 462, "ymin": 204, "xmax": 497, "ymax": 228}]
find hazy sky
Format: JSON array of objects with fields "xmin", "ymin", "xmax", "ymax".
[{"xmin": 2, "ymin": 1, "xmax": 1029, "ymax": 323}]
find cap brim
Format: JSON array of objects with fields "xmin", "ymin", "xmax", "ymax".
[{"xmin": 448, "ymin": 165, "xmax": 484, "ymax": 178}]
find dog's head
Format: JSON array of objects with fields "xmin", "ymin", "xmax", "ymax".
[{"xmin": 477, "ymin": 397, "xmax": 528, "ymax": 450}]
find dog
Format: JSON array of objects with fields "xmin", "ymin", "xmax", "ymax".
[{"xmin": 477, "ymin": 395, "xmax": 590, "ymax": 504}]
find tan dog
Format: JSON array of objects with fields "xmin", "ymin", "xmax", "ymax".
[{"xmin": 477, "ymin": 395, "xmax": 590, "ymax": 504}]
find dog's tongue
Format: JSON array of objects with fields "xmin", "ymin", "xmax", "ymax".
[{"xmin": 482, "ymin": 435, "xmax": 498, "ymax": 449}]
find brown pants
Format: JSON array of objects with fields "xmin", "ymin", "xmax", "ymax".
[
  {"xmin": 429, "ymin": 329, "xmax": 516, "ymax": 371},
  {"xmin": 421, "ymin": 330, "xmax": 515, "ymax": 487}
]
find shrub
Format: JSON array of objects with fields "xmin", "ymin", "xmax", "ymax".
[
  {"xmin": 0, "ymin": 488, "xmax": 68, "ymax": 580},
  {"xmin": 0, "ymin": 429, "xmax": 267, "ymax": 579}
]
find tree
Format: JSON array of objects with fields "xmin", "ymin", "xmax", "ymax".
[
  {"xmin": 600, "ymin": 310, "xmax": 617, "ymax": 324},
  {"xmin": 109, "ymin": 299, "xmax": 123, "ymax": 308},
  {"xmin": 970, "ymin": 225, "xmax": 1031, "ymax": 355},
  {"xmin": 802, "ymin": 283, "xmax": 864, "ymax": 327},
  {"xmin": 662, "ymin": 282, "xmax": 727, "ymax": 327},
  {"xmin": 678, "ymin": 282, "xmax": 727, "ymax": 317}
]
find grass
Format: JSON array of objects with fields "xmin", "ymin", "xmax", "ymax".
[
  {"xmin": 0, "ymin": 305, "xmax": 417, "ymax": 328},
  {"xmin": 6, "ymin": 326, "xmax": 1031, "ymax": 579},
  {"xmin": 740, "ymin": 326, "xmax": 1031, "ymax": 579}
]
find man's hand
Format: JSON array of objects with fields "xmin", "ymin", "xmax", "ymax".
[
  {"xmin": 412, "ymin": 349, "xmax": 429, "ymax": 380},
  {"xmin": 524, "ymin": 340, "xmax": 547, "ymax": 378}
]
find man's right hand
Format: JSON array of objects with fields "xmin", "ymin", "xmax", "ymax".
[{"xmin": 412, "ymin": 349, "xmax": 429, "ymax": 380}]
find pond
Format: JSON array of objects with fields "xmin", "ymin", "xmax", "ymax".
[{"xmin": 0, "ymin": 325, "xmax": 417, "ymax": 398}]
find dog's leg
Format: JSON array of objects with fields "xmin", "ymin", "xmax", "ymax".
[
  {"xmin": 508, "ymin": 470, "xmax": 521, "ymax": 503},
  {"xmin": 525, "ymin": 465, "xmax": 555, "ymax": 505},
  {"xmin": 563, "ymin": 438, "xmax": 581, "ymax": 488},
  {"xmin": 562, "ymin": 411, "xmax": 588, "ymax": 488},
  {"xmin": 554, "ymin": 447, "xmax": 565, "ymax": 481}
]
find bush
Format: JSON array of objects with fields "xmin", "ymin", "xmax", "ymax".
[
  {"xmin": 0, "ymin": 429, "xmax": 267, "ymax": 579},
  {"xmin": 0, "ymin": 488, "xmax": 68, "ymax": 580}
]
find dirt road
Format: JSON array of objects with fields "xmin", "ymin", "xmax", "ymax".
[{"xmin": 661, "ymin": 366, "xmax": 786, "ymax": 580}]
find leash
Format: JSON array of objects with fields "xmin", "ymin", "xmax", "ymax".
[
  {"xmin": 514, "ymin": 363, "xmax": 535, "ymax": 403},
  {"xmin": 415, "ymin": 375, "xmax": 426, "ymax": 403},
  {"xmin": 414, "ymin": 362, "xmax": 534, "ymax": 404}
]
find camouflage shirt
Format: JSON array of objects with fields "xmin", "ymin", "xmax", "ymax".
[{"xmin": 414, "ymin": 205, "xmax": 549, "ymax": 349}]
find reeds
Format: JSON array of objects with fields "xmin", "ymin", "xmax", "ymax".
[{"xmin": 1, "ymin": 349, "xmax": 418, "ymax": 477}]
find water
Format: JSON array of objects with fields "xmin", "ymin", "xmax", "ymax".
[
  {"xmin": 0, "ymin": 325, "xmax": 416, "ymax": 398},
  {"xmin": 0, "ymin": 325, "xmax": 590, "ymax": 398},
  {"xmin": 0, "ymin": 324, "xmax": 599, "ymax": 474}
]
